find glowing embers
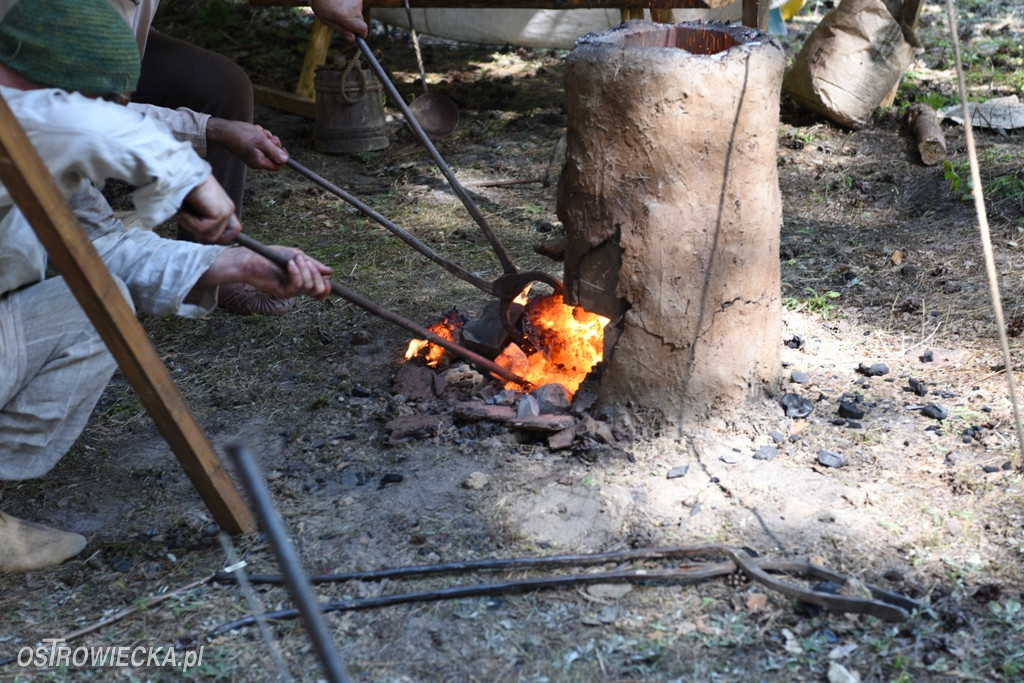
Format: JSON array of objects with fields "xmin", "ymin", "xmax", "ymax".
[
  {"xmin": 405, "ymin": 309, "xmax": 466, "ymax": 367},
  {"xmin": 405, "ymin": 294, "xmax": 609, "ymax": 397},
  {"xmin": 494, "ymin": 293, "xmax": 609, "ymax": 396}
]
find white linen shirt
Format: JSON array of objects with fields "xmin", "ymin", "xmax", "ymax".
[{"xmin": 0, "ymin": 86, "xmax": 225, "ymax": 318}]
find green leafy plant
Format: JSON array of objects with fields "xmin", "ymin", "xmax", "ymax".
[
  {"xmin": 944, "ymin": 160, "xmax": 973, "ymax": 200},
  {"xmin": 783, "ymin": 288, "xmax": 841, "ymax": 319}
]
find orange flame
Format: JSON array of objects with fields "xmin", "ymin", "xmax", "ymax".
[
  {"xmin": 495, "ymin": 292, "xmax": 608, "ymax": 396},
  {"xmin": 405, "ymin": 310, "xmax": 464, "ymax": 367}
]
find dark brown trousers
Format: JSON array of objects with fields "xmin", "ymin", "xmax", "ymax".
[{"xmin": 132, "ymin": 30, "xmax": 254, "ymax": 226}]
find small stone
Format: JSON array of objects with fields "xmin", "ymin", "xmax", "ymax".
[
  {"xmin": 517, "ymin": 394, "xmax": 540, "ymax": 418},
  {"xmin": 462, "ymin": 472, "xmax": 489, "ymax": 490},
  {"xmin": 769, "ymin": 430, "xmax": 785, "ymax": 444},
  {"xmin": 921, "ymin": 404, "xmax": 948, "ymax": 420},
  {"xmin": 532, "ymin": 383, "xmax": 572, "ymax": 414},
  {"xmin": 845, "ymin": 420, "xmax": 863, "ymax": 429},
  {"xmin": 817, "ymin": 449, "xmax": 848, "ymax": 468},
  {"xmin": 547, "ymin": 426, "xmax": 576, "ymax": 451},
  {"xmin": 857, "ymin": 362, "xmax": 889, "ymax": 377},
  {"xmin": 578, "ymin": 416, "xmax": 616, "ymax": 444},
  {"xmin": 785, "ymin": 335, "xmax": 805, "ymax": 349},
  {"xmin": 982, "ymin": 464, "xmax": 1002, "ymax": 473},
  {"xmin": 753, "ymin": 446, "xmax": 778, "ymax": 461},
  {"xmin": 907, "ymin": 378, "xmax": 928, "ymax": 396},
  {"xmin": 780, "ymin": 392, "xmax": 814, "ymax": 418},
  {"xmin": 392, "ymin": 363, "xmax": 437, "ymax": 400},
  {"xmin": 837, "ymin": 401, "xmax": 865, "ymax": 420},
  {"xmin": 667, "ymin": 465, "xmax": 690, "ymax": 479},
  {"xmin": 351, "ymin": 385, "xmax": 372, "ymax": 398},
  {"xmin": 350, "ymin": 329, "xmax": 371, "ymax": 345},
  {"xmin": 920, "ymin": 349, "xmax": 934, "ymax": 362},
  {"xmin": 454, "ymin": 401, "xmax": 516, "ymax": 422},
  {"xmin": 509, "ymin": 414, "xmax": 576, "ymax": 433},
  {"xmin": 791, "ymin": 370, "xmax": 810, "ymax": 384},
  {"xmin": 489, "ymin": 389, "xmax": 519, "ymax": 406},
  {"xmin": 720, "ymin": 453, "xmax": 739, "ymax": 464}
]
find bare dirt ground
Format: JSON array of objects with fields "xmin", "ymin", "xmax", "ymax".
[{"xmin": 2, "ymin": 2, "xmax": 1024, "ymax": 681}]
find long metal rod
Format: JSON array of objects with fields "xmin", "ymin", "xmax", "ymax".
[
  {"xmin": 232, "ymin": 233, "xmax": 531, "ymax": 387},
  {"xmin": 355, "ymin": 36, "xmax": 518, "ymax": 275},
  {"xmin": 224, "ymin": 441, "xmax": 351, "ymax": 683},
  {"xmin": 286, "ymin": 158, "xmax": 495, "ymax": 295}
]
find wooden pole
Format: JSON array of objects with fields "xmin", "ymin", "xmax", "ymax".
[
  {"xmin": 296, "ymin": 17, "xmax": 333, "ymax": 99},
  {"xmin": 0, "ymin": 94, "xmax": 256, "ymax": 535}
]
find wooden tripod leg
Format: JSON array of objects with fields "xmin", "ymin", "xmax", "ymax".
[{"xmin": 0, "ymin": 94, "xmax": 255, "ymax": 535}]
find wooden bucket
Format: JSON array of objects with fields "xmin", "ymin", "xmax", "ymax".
[{"xmin": 314, "ymin": 64, "xmax": 389, "ymax": 153}]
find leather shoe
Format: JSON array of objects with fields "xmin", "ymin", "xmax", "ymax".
[
  {"xmin": 0, "ymin": 512, "xmax": 87, "ymax": 573},
  {"xmin": 218, "ymin": 283, "xmax": 294, "ymax": 316}
]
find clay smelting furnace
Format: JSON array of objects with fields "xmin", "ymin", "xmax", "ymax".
[{"xmin": 557, "ymin": 20, "xmax": 786, "ymax": 431}]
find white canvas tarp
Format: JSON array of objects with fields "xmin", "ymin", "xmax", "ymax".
[{"xmin": 371, "ymin": 6, "xmax": 745, "ymax": 49}]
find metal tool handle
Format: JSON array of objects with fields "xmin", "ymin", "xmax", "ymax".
[
  {"xmin": 231, "ymin": 233, "xmax": 531, "ymax": 387},
  {"xmin": 224, "ymin": 441, "xmax": 352, "ymax": 683},
  {"xmin": 355, "ymin": 36, "xmax": 518, "ymax": 276},
  {"xmin": 286, "ymin": 158, "xmax": 494, "ymax": 295}
]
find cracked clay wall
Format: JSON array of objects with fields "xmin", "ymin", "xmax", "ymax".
[{"xmin": 557, "ymin": 21, "xmax": 786, "ymax": 431}]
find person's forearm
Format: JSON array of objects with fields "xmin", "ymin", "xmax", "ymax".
[{"xmin": 195, "ymin": 247, "xmax": 251, "ymax": 289}]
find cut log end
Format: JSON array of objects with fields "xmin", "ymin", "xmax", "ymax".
[{"xmin": 908, "ymin": 103, "xmax": 947, "ymax": 166}]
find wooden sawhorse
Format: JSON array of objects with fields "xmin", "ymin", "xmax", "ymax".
[{"xmin": 0, "ymin": 94, "xmax": 256, "ymax": 536}]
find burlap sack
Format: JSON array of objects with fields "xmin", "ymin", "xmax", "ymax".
[{"xmin": 783, "ymin": 0, "xmax": 916, "ymax": 129}]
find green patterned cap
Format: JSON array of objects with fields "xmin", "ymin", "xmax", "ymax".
[{"xmin": 0, "ymin": 0, "xmax": 140, "ymax": 97}]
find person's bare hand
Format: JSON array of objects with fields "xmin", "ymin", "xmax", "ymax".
[
  {"xmin": 311, "ymin": 0, "xmax": 367, "ymax": 41},
  {"xmin": 254, "ymin": 247, "xmax": 333, "ymax": 300},
  {"xmin": 206, "ymin": 119, "xmax": 288, "ymax": 170},
  {"xmin": 176, "ymin": 175, "xmax": 241, "ymax": 244},
  {"xmin": 201, "ymin": 246, "xmax": 333, "ymax": 300}
]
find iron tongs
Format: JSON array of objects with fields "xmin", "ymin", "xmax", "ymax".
[{"xmin": 287, "ymin": 37, "xmax": 562, "ymax": 335}]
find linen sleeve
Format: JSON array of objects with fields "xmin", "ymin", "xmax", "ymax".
[
  {"xmin": 2, "ymin": 87, "xmax": 211, "ymax": 228},
  {"xmin": 127, "ymin": 102, "xmax": 210, "ymax": 157}
]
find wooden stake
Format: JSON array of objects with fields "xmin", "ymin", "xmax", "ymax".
[{"xmin": 0, "ymin": 94, "xmax": 255, "ymax": 535}]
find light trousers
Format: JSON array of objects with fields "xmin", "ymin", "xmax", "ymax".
[{"xmin": 0, "ymin": 277, "xmax": 125, "ymax": 480}]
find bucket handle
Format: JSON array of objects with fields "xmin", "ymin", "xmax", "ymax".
[{"xmin": 340, "ymin": 58, "xmax": 368, "ymax": 104}]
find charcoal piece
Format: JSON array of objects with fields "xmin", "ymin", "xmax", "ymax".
[
  {"xmin": 921, "ymin": 404, "xmax": 948, "ymax": 420},
  {"xmin": 856, "ymin": 362, "xmax": 889, "ymax": 377},
  {"xmin": 780, "ymin": 392, "xmax": 814, "ymax": 418},
  {"xmin": 920, "ymin": 349, "xmax": 934, "ymax": 362},
  {"xmin": 837, "ymin": 401, "xmax": 865, "ymax": 420},
  {"xmin": 907, "ymin": 378, "xmax": 928, "ymax": 396}
]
